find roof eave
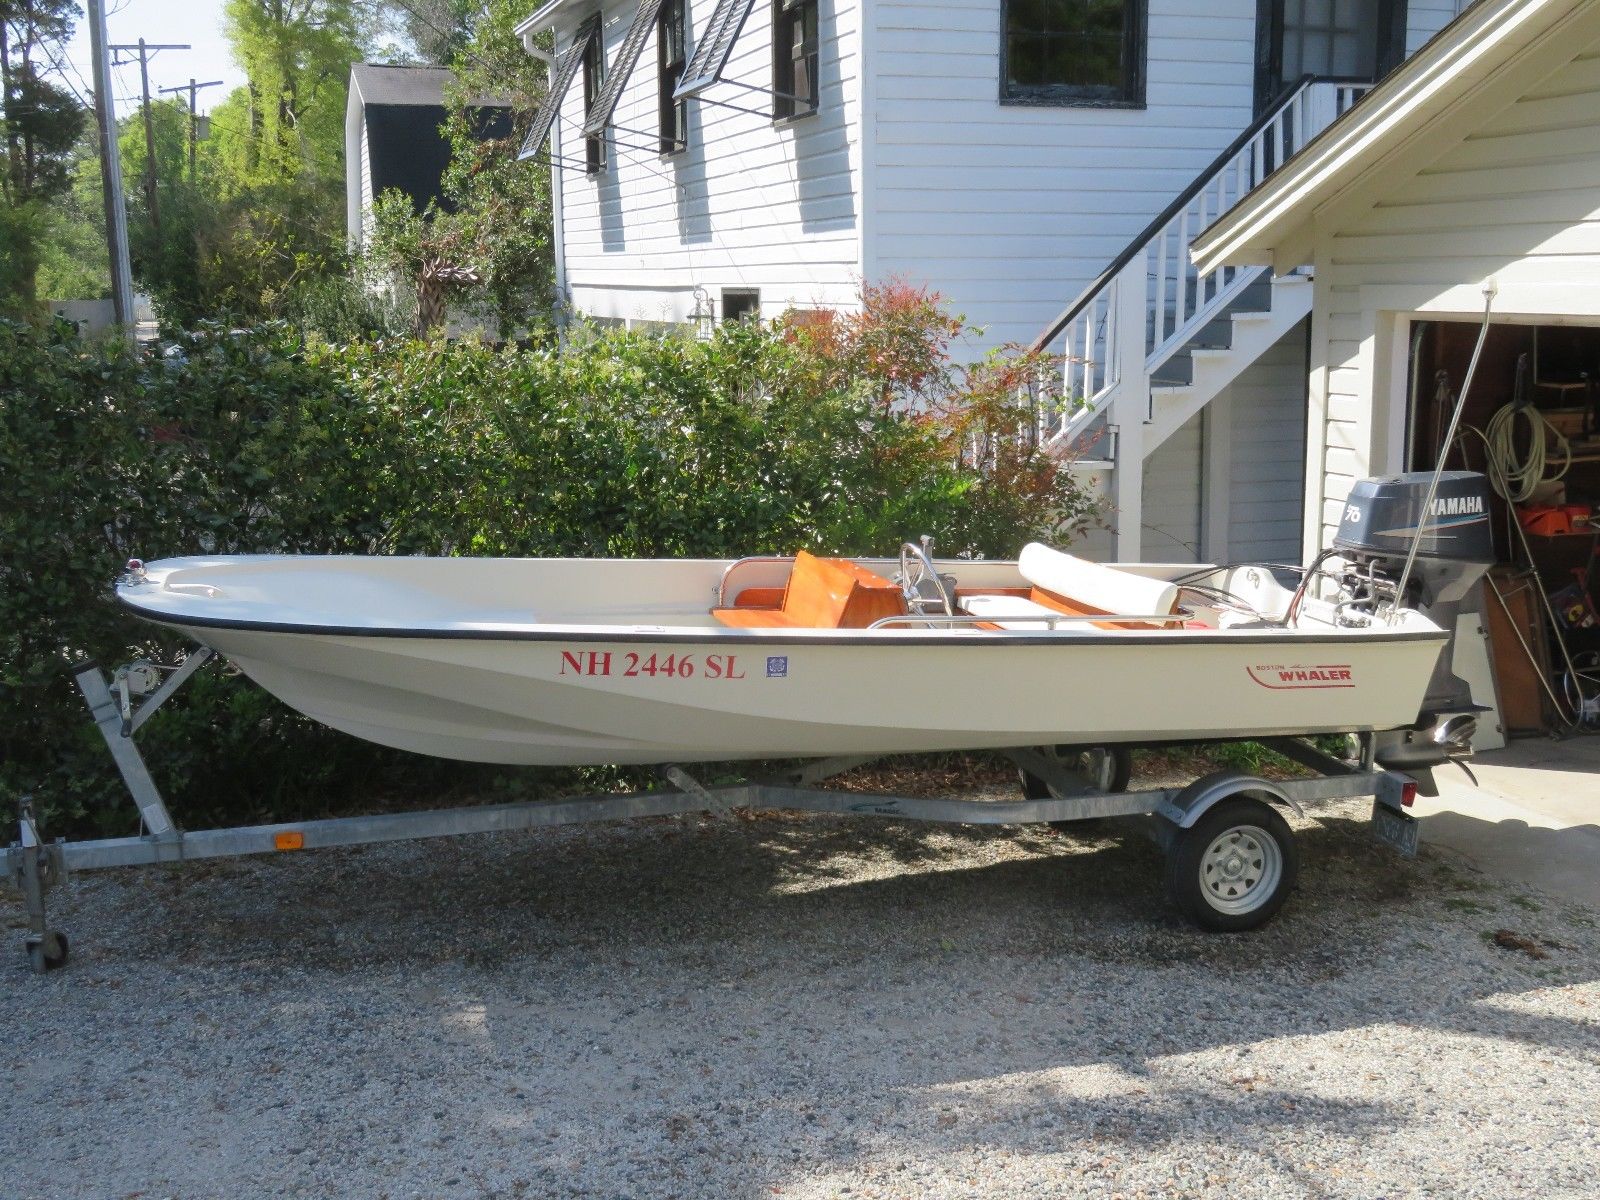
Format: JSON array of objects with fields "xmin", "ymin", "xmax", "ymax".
[
  {"xmin": 1191, "ymin": 0, "xmax": 1582, "ymax": 275},
  {"xmin": 516, "ymin": 0, "xmax": 576, "ymax": 36}
]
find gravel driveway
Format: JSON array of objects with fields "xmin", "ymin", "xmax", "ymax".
[{"xmin": 4, "ymin": 790, "xmax": 1597, "ymax": 1199}]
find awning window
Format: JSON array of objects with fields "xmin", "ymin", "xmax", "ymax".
[
  {"xmin": 673, "ymin": 0, "xmax": 758, "ymax": 99},
  {"xmin": 583, "ymin": 0, "xmax": 669, "ymax": 137},
  {"xmin": 517, "ymin": 14, "xmax": 603, "ymax": 162}
]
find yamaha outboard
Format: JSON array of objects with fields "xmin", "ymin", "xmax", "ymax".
[{"xmin": 1332, "ymin": 470, "xmax": 1495, "ymax": 775}]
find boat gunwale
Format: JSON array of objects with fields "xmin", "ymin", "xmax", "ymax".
[{"xmin": 118, "ymin": 594, "xmax": 1450, "ymax": 649}]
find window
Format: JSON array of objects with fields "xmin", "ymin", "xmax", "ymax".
[
  {"xmin": 773, "ymin": 0, "xmax": 818, "ymax": 120},
  {"xmin": 722, "ymin": 289, "xmax": 761, "ymax": 321},
  {"xmin": 1280, "ymin": 0, "xmax": 1381, "ymax": 80},
  {"xmin": 659, "ymin": 0, "xmax": 688, "ymax": 153},
  {"xmin": 516, "ymin": 15, "xmax": 601, "ymax": 163},
  {"xmin": 1254, "ymin": 0, "xmax": 1404, "ymax": 113},
  {"xmin": 582, "ymin": 26, "xmax": 606, "ymax": 174},
  {"xmin": 1002, "ymin": 0, "xmax": 1146, "ymax": 107}
]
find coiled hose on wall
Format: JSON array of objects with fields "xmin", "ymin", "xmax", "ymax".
[{"xmin": 1480, "ymin": 400, "xmax": 1570, "ymax": 503}]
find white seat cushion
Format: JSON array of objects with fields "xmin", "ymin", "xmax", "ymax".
[
  {"xmin": 1017, "ymin": 543, "xmax": 1179, "ymax": 620},
  {"xmin": 961, "ymin": 594, "xmax": 1113, "ymax": 632}
]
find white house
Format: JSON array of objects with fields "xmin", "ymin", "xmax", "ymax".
[
  {"xmin": 1190, "ymin": 0, "xmax": 1600, "ymax": 737},
  {"xmin": 345, "ymin": 63, "xmax": 513, "ymax": 252},
  {"xmin": 1193, "ymin": 0, "xmax": 1600, "ymax": 558},
  {"xmin": 514, "ymin": 0, "xmax": 1470, "ymax": 563}
]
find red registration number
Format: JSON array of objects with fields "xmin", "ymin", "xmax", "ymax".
[{"xmin": 558, "ymin": 651, "xmax": 746, "ymax": 680}]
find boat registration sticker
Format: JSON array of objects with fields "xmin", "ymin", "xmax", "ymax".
[
  {"xmin": 1247, "ymin": 663, "xmax": 1355, "ymax": 690},
  {"xmin": 766, "ymin": 656, "xmax": 788, "ymax": 679}
]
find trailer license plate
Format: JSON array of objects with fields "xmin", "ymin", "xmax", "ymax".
[{"xmin": 1371, "ymin": 800, "xmax": 1420, "ymax": 858}]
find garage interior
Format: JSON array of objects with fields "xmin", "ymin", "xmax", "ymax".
[{"xmin": 1407, "ymin": 319, "xmax": 1600, "ymax": 738}]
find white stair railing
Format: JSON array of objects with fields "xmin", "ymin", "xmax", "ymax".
[{"xmin": 1031, "ymin": 78, "xmax": 1371, "ymax": 455}]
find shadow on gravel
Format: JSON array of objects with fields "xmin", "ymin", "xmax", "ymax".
[{"xmin": 11, "ymin": 806, "xmax": 1599, "ymax": 1198}]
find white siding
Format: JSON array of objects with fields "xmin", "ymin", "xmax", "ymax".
[
  {"xmin": 866, "ymin": 0, "xmax": 1461, "ymax": 353},
  {"xmin": 1121, "ymin": 323, "xmax": 1308, "ymax": 567},
  {"xmin": 1306, "ymin": 41, "xmax": 1600, "ymax": 553},
  {"xmin": 553, "ymin": 0, "xmax": 863, "ymax": 325},
  {"xmin": 1223, "ymin": 320, "xmax": 1308, "ymax": 562},
  {"xmin": 359, "ymin": 121, "xmax": 374, "ymax": 245},
  {"xmin": 869, "ymin": 0, "xmax": 1257, "ymax": 351},
  {"xmin": 1407, "ymin": 0, "xmax": 1464, "ymax": 57},
  {"xmin": 1142, "ymin": 412, "xmax": 1204, "ymax": 562},
  {"xmin": 546, "ymin": 0, "xmax": 1460, "ymax": 341}
]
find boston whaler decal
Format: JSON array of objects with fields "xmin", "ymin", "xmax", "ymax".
[{"xmin": 1247, "ymin": 663, "xmax": 1356, "ymax": 690}]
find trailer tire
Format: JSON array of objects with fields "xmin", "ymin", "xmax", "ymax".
[
  {"xmin": 1017, "ymin": 746, "xmax": 1132, "ymax": 830},
  {"xmin": 25, "ymin": 931, "xmax": 68, "ymax": 972},
  {"xmin": 1165, "ymin": 798, "xmax": 1297, "ymax": 931}
]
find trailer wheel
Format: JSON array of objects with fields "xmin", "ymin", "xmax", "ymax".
[
  {"xmin": 1165, "ymin": 798, "xmax": 1297, "ymax": 931},
  {"xmin": 25, "ymin": 931, "xmax": 69, "ymax": 973},
  {"xmin": 1018, "ymin": 746, "xmax": 1132, "ymax": 828}
]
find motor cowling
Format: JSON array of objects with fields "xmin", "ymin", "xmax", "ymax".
[{"xmin": 1334, "ymin": 471, "xmax": 1494, "ymax": 566}]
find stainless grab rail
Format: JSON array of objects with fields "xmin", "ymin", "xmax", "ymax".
[
  {"xmin": 714, "ymin": 556, "xmax": 796, "ymax": 607},
  {"xmin": 867, "ymin": 609, "xmax": 1194, "ymax": 631}
]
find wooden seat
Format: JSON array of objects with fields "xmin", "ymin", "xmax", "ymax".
[{"xmin": 713, "ymin": 551, "xmax": 905, "ymax": 629}]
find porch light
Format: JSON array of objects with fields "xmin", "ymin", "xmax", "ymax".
[{"xmin": 690, "ymin": 286, "xmax": 715, "ymax": 341}]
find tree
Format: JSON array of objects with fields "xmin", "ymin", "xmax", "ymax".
[
  {"xmin": 365, "ymin": 0, "xmax": 557, "ymax": 336},
  {"xmin": 117, "ymin": 2, "xmax": 381, "ymax": 325},
  {"xmin": 124, "ymin": 98, "xmax": 353, "ymax": 327},
  {"xmin": 0, "ymin": 0, "xmax": 86, "ymax": 315},
  {"xmin": 220, "ymin": 0, "xmax": 371, "ymax": 188},
  {"xmin": 393, "ymin": 0, "xmax": 473, "ymax": 64},
  {"xmin": 35, "ymin": 126, "xmax": 107, "ymax": 301},
  {"xmin": 119, "ymin": 100, "xmax": 211, "ymax": 321}
]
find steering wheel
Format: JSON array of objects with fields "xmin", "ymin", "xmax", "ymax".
[{"xmin": 897, "ymin": 536, "xmax": 956, "ymax": 617}]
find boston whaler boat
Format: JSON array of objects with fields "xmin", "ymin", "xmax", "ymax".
[
  {"xmin": 8, "ymin": 472, "xmax": 1494, "ymax": 968},
  {"xmin": 114, "ymin": 471, "xmax": 1491, "ymax": 770}
]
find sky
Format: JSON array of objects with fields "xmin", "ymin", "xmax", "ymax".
[{"xmin": 63, "ymin": 0, "xmax": 243, "ymax": 119}]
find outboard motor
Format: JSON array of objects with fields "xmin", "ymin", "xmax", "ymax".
[{"xmin": 1331, "ymin": 471, "xmax": 1495, "ymax": 774}]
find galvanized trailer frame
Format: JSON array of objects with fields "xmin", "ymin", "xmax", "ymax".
[{"xmin": 7, "ymin": 651, "xmax": 1422, "ymax": 972}]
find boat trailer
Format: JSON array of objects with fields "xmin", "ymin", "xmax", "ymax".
[{"xmin": 8, "ymin": 651, "xmax": 1423, "ymax": 972}]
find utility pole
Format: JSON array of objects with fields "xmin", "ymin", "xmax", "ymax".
[
  {"xmin": 110, "ymin": 38, "xmax": 188, "ymax": 235},
  {"xmin": 157, "ymin": 78, "xmax": 224, "ymax": 180},
  {"xmin": 86, "ymin": 0, "xmax": 135, "ymax": 329}
]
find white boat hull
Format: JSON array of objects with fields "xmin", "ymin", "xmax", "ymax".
[{"xmin": 117, "ymin": 556, "xmax": 1450, "ymax": 765}]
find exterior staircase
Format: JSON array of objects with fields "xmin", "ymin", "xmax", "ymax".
[{"xmin": 1028, "ymin": 78, "xmax": 1370, "ymax": 559}]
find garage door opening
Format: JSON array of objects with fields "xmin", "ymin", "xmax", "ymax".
[{"xmin": 1406, "ymin": 319, "xmax": 1600, "ymax": 735}]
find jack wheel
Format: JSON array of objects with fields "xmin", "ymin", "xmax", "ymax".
[
  {"xmin": 1166, "ymin": 798, "xmax": 1297, "ymax": 932},
  {"xmin": 25, "ymin": 932, "xmax": 69, "ymax": 973}
]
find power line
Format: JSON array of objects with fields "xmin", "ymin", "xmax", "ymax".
[
  {"xmin": 157, "ymin": 77, "xmax": 225, "ymax": 179},
  {"xmin": 35, "ymin": 42, "xmax": 94, "ymax": 109},
  {"xmin": 109, "ymin": 39, "xmax": 190, "ymax": 233},
  {"xmin": 379, "ymin": 0, "xmax": 499, "ymax": 77}
]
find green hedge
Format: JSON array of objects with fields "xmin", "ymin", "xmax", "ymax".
[{"xmin": 0, "ymin": 318, "xmax": 1095, "ymax": 834}]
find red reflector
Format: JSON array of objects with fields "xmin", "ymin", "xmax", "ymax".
[{"xmin": 1401, "ymin": 780, "xmax": 1418, "ymax": 808}]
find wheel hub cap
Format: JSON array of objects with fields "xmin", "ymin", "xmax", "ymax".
[{"xmin": 1199, "ymin": 825, "xmax": 1283, "ymax": 915}]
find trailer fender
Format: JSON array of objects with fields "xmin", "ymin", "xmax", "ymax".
[{"xmin": 1155, "ymin": 771, "xmax": 1304, "ymax": 830}]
